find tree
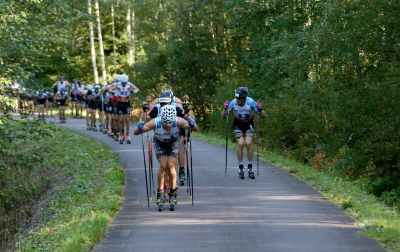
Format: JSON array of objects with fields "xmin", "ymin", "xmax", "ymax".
[
  {"xmin": 88, "ymin": 0, "xmax": 99, "ymax": 84},
  {"xmin": 95, "ymin": 0, "xmax": 107, "ymax": 84}
]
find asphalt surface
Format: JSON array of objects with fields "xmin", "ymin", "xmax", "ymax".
[{"xmin": 60, "ymin": 118, "xmax": 384, "ymax": 252}]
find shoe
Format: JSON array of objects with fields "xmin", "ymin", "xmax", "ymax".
[
  {"xmin": 86, "ymin": 124, "xmax": 91, "ymax": 130},
  {"xmin": 238, "ymin": 169, "xmax": 244, "ymax": 180},
  {"xmin": 169, "ymin": 188, "xmax": 177, "ymax": 211},
  {"xmin": 248, "ymin": 170, "xmax": 255, "ymax": 179},
  {"xmin": 93, "ymin": 125, "xmax": 97, "ymax": 131},
  {"xmin": 126, "ymin": 135, "xmax": 131, "ymax": 144},
  {"xmin": 114, "ymin": 132, "xmax": 118, "ymax": 141},
  {"xmin": 119, "ymin": 133, "xmax": 123, "ymax": 144},
  {"xmin": 179, "ymin": 168, "xmax": 185, "ymax": 186},
  {"xmin": 157, "ymin": 190, "xmax": 164, "ymax": 212}
]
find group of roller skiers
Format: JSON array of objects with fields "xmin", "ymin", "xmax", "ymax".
[{"xmin": 50, "ymin": 73, "xmax": 264, "ymax": 211}]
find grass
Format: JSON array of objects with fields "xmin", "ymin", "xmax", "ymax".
[
  {"xmin": 15, "ymin": 126, "xmax": 125, "ymax": 252},
  {"xmin": 193, "ymin": 132, "xmax": 400, "ymax": 252}
]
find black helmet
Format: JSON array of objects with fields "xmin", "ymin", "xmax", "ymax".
[
  {"xmin": 235, "ymin": 86, "xmax": 248, "ymax": 98},
  {"xmin": 160, "ymin": 88, "xmax": 174, "ymax": 98},
  {"xmin": 158, "ymin": 90, "xmax": 172, "ymax": 105}
]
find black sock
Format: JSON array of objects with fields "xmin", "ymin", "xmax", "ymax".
[
  {"xmin": 239, "ymin": 164, "xmax": 244, "ymax": 170},
  {"xmin": 248, "ymin": 164, "xmax": 253, "ymax": 172}
]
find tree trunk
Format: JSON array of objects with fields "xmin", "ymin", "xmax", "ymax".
[
  {"xmin": 95, "ymin": 0, "xmax": 107, "ymax": 85},
  {"xmin": 131, "ymin": 7, "xmax": 136, "ymax": 65},
  {"xmin": 88, "ymin": 0, "xmax": 99, "ymax": 84},
  {"xmin": 111, "ymin": 4, "xmax": 116, "ymax": 55},
  {"xmin": 127, "ymin": 4, "xmax": 134, "ymax": 66}
]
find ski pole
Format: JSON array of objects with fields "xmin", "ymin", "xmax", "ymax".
[
  {"xmin": 225, "ymin": 113, "xmax": 229, "ymax": 176},
  {"xmin": 141, "ymin": 131, "xmax": 150, "ymax": 207},
  {"xmin": 256, "ymin": 114, "xmax": 260, "ymax": 176},
  {"xmin": 147, "ymin": 132, "xmax": 155, "ymax": 196},
  {"xmin": 188, "ymin": 127, "xmax": 194, "ymax": 205},
  {"xmin": 185, "ymin": 130, "xmax": 191, "ymax": 196}
]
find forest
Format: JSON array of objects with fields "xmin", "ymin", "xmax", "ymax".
[{"xmin": 1, "ymin": 0, "xmax": 399, "ymax": 214}]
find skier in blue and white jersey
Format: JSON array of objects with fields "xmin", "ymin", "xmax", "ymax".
[
  {"xmin": 221, "ymin": 86, "xmax": 265, "ymax": 179},
  {"xmin": 134, "ymin": 105, "xmax": 198, "ymax": 211}
]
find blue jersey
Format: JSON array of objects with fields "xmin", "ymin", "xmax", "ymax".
[
  {"xmin": 154, "ymin": 117, "xmax": 179, "ymax": 142},
  {"xmin": 227, "ymin": 97, "xmax": 260, "ymax": 123}
]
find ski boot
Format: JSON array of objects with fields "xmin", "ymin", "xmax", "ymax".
[
  {"xmin": 119, "ymin": 133, "xmax": 124, "ymax": 144},
  {"xmin": 238, "ymin": 164, "xmax": 245, "ymax": 179},
  {"xmin": 157, "ymin": 189, "xmax": 164, "ymax": 212},
  {"xmin": 248, "ymin": 170, "xmax": 255, "ymax": 179},
  {"xmin": 179, "ymin": 168, "xmax": 185, "ymax": 186},
  {"xmin": 86, "ymin": 124, "xmax": 91, "ymax": 130},
  {"xmin": 114, "ymin": 132, "xmax": 119, "ymax": 141},
  {"xmin": 238, "ymin": 169, "xmax": 244, "ymax": 180},
  {"xmin": 126, "ymin": 134, "xmax": 131, "ymax": 144},
  {"xmin": 93, "ymin": 124, "xmax": 97, "ymax": 131},
  {"xmin": 169, "ymin": 188, "xmax": 177, "ymax": 211}
]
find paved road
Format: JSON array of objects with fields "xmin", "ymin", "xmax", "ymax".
[{"xmin": 61, "ymin": 118, "xmax": 384, "ymax": 252}]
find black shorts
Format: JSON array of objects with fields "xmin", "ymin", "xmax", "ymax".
[
  {"xmin": 179, "ymin": 128, "xmax": 186, "ymax": 137},
  {"xmin": 233, "ymin": 120, "xmax": 254, "ymax": 138},
  {"xmin": 117, "ymin": 102, "xmax": 130, "ymax": 115},
  {"xmin": 37, "ymin": 98, "xmax": 46, "ymax": 105},
  {"xmin": 57, "ymin": 99, "xmax": 67, "ymax": 107},
  {"xmin": 153, "ymin": 137, "xmax": 179, "ymax": 158},
  {"xmin": 97, "ymin": 102, "xmax": 106, "ymax": 112},
  {"xmin": 76, "ymin": 95, "xmax": 83, "ymax": 104},
  {"xmin": 89, "ymin": 101, "xmax": 98, "ymax": 110},
  {"xmin": 47, "ymin": 97, "xmax": 53, "ymax": 103},
  {"xmin": 70, "ymin": 94, "xmax": 76, "ymax": 102}
]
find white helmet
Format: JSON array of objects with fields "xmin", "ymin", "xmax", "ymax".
[
  {"xmin": 87, "ymin": 84, "xmax": 93, "ymax": 90},
  {"xmin": 94, "ymin": 84, "xmax": 100, "ymax": 89},
  {"xmin": 160, "ymin": 105, "xmax": 176, "ymax": 124},
  {"xmin": 118, "ymin": 74, "xmax": 129, "ymax": 84}
]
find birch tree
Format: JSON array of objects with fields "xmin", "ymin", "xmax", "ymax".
[
  {"xmin": 127, "ymin": 4, "xmax": 134, "ymax": 66},
  {"xmin": 88, "ymin": 0, "xmax": 99, "ymax": 84},
  {"xmin": 95, "ymin": 0, "xmax": 107, "ymax": 84}
]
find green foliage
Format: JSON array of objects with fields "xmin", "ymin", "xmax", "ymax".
[
  {"xmin": 130, "ymin": 0, "xmax": 400, "ymax": 204},
  {"xmin": 0, "ymin": 120, "xmax": 124, "ymax": 251}
]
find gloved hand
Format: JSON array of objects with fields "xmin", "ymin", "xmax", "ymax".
[
  {"xmin": 188, "ymin": 117, "xmax": 196, "ymax": 127},
  {"xmin": 182, "ymin": 102, "xmax": 190, "ymax": 111},
  {"xmin": 137, "ymin": 121, "xmax": 144, "ymax": 131},
  {"xmin": 142, "ymin": 103, "xmax": 149, "ymax": 112},
  {"xmin": 223, "ymin": 101, "xmax": 229, "ymax": 110},
  {"xmin": 256, "ymin": 102, "xmax": 263, "ymax": 112}
]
